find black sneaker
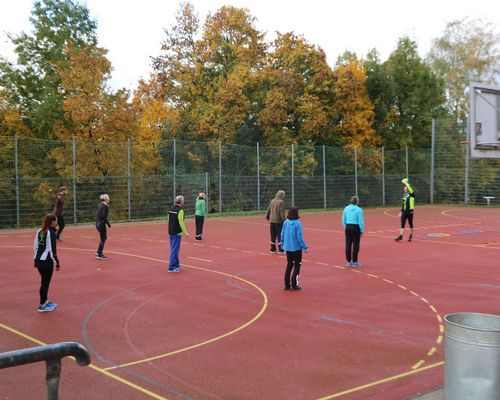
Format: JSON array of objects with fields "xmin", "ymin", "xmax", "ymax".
[
  {"xmin": 394, "ymin": 235, "xmax": 403, "ymax": 241},
  {"xmin": 408, "ymin": 234, "xmax": 413, "ymax": 242},
  {"xmin": 96, "ymin": 254, "xmax": 108, "ymax": 260},
  {"xmin": 283, "ymin": 286, "xmax": 290, "ymax": 290},
  {"xmin": 290, "ymin": 286, "xmax": 302, "ymax": 291}
]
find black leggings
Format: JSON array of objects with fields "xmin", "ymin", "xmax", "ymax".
[
  {"xmin": 284, "ymin": 250, "xmax": 302, "ymax": 288},
  {"xmin": 401, "ymin": 210, "xmax": 414, "ymax": 228},
  {"xmin": 56, "ymin": 215, "xmax": 65, "ymax": 238},
  {"xmin": 37, "ymin": 264, "xmax": 54, "ymax": 305},
  {"xmin": 195, "ymin": 215, "xmax": 205, "ymax": 238},
  {"xmin": 96, "ymin": 222, "xmax": 107, "ymax": 255},
  {"xmin": 345, "ymin": 224, "xmax": 361, "ymax": 262}
]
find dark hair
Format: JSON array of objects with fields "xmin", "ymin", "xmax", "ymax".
[
  {"xmin": 287, "ymin": 207, "xmax": 300, "ymax": 220},
  {"xmin": 42, "ymin": 214, "xmax": 57, "ymax": 233},
  {"xmin": 351, "ymin": 196, "xmax": 359, "ymax": 205}
]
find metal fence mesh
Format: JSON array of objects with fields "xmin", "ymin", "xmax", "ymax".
[{"xmin": 2, "ymin": 119, "xmax": 499, "ymax": 228}]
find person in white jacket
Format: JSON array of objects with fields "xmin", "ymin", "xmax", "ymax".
[{"xmin": 34, "ymin": 214, "xmax": 61, "ymax": 312}]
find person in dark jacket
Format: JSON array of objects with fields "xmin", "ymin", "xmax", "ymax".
[
  {"xmin": 281, "ymin": 207, "xmax": 308, "ymax": 291},
  {"xmin": 266, "ymin": 190, "xmax": 286, "ymax": 253},
  {"xmin": 395, "ymin": 178, "xmax": 415, "ymax": 242},
  {"xmin": 33, "ymin": 214, "xmax": 61, "ymax": 312},
  {"xmin": 49, "ymin": 186, "xmax": 68, "ymax": 240},
  {"xmin": 168, "ymin": 195, "xmax": 189, "ymax": 272},
  {"xmin": 96, "ymin": 194, "xmax": 111, "ymax": 259}
]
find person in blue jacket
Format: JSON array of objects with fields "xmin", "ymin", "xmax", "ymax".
[
  {"xmin": 342, "ymin": 196, "xmax": 364, "ymax": 267},
  {"xmin": 281, "ymin": 207, "xmax": 308, "ymax": 291}
]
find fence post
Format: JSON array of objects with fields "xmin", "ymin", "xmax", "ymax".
[
  {"xmin": 354, "ymin": 147, "xmax": 358, "ymax": 198},
  {"xmin": 323, "ymin": 145, "xmax": 326, "ymax": 210},
  {"xmin": 257, "ymin": 142, "xmax": 260, "ymax": 211},
  {"xmin": 14, "ymin": 134, "xmax": 20, "ymax": 227},
  {"xmin": 382, "ymin": 146, "xmax": 385, "ymax": 207},
  {"xmin": 127, "ymin": 138, "xmax": 131, "ymax": 220},
  {"xmin": 205, "ymin": 172, "xmax": 209, "ymax": 213},
  {"xmin": 464, "ymin": 120, "xmax": 470, "ymax": 204},
  {"xmin": 219, "ymin": 141, "xmax": 222, "ymax": 213},
  {"xmin": 173, "ymin": 139, "xmax": 176, "ymax": 204},
  {"xmin": 430, "ymin": 119, "xmax": 435, "ymax": 204},
  {"xmin": 72, "ymin": 137, "xmax": 77, "ymax": 224},
  {"xmin": 291, "ymin": 144, "xmax": 295, "ymax": 206},
  {"xmin": 405, "ymin": 145, "xmax": 409, "ymax": 178}
]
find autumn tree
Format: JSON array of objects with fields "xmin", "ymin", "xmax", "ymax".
[
  {"xmin": 259, "ymin": 33, "xmax": 334, "ymax": 145},
  {"xmin": 0, "ymin": 0, "xmax": 98, "ymax": 138},
  {"xmin": 427, "ymin": 18, "xmax": 500, "ymax": 126},
  {"xmin": 332, "ymin": 52, "xmax": 378, "ymax": 149},
  {"xmin": 131, "ymin": 77, "xmax": 180, "ymax": 174},
  {"xmin": 49, "ymin": 43, "xmax": 138, "ymax": 178}
]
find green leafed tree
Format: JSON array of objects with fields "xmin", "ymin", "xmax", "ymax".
[
  {"xmin": 383, "ymin": 37, "xmax": 445, "ymax": 149},
  {"xmin": 0, "ymin": 0, "xmax": 98, "ymax": 138}
]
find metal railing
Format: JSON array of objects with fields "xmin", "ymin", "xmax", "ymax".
[{"xmin": 0, "ymin": 342, "xmax": 91, "ymax": 400}]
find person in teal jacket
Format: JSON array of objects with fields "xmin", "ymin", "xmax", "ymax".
[
  {"xmin": 195, "ymin": 192, "xmax": 207, "ymax": 241},
  {"xmin": 281, "ymin": 207, "xmax": 308, "ymax": 290},
  {"xmin": 395, "ymin": 178, "xmax": 415, "ymax": 242},
  {"xmin": 342, "ymin": 196, "xmax": 364, "ymax": 267}
]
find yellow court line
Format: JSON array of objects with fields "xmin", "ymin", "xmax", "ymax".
[
  {"xmin": 187, "ymin": 256, "xmax": 212, "ymax": 262},
  {"xmin": 1, "ymin": 247, "xmax": 268, "ymax": 398},
  {"xmin": 0, "ymin": 322, "xmax": 46, "ymax": 346},
  {"xmin": 383, "ymin": 209, "xmax": 399, "ymax": 218},
  {"xmin": 0, "ymin": 322, "xmax": 168, "ymax": 400},
  {"xmin": 316, "ymin": 361, "xmax": 444, "ymax": 400},
  {"xmin": 93, "ymin": 259, "xmax": 269, "ymax": 370},
  {"xmin": 411, "ymin": 360, "xmax": 425, "ymax": 370}
]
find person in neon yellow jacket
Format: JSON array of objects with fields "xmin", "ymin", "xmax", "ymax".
[{"xmin": 395, "ymin": 178, "xmax": 415, "ymax": 242}]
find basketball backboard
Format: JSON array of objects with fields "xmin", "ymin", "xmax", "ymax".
[{"xmin": 469, "ymin": 82, "xmax": 500, "ymax": 158}]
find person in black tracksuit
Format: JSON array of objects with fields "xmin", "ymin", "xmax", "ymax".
[
  {"xmin": 96, "ymin": 194, "xmax": 111, "ymax": 259},
  {"xmin": 50, "ymin": 186, "xmax": 68, "ymax": 240},
  {"xmin": 33, "ymin": 214, "xmax": 61, "ymax": 312}
]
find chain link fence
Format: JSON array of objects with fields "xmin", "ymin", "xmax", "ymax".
[{"xmin": 1, "ymin": 119, "xmax": 499, "ymax": 229}]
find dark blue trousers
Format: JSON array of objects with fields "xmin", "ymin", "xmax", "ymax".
[{"xmin": 169, "ymin": 234, "xmax": 182, "ymax": 270}]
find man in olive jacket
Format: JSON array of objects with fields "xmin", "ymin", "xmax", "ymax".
[{"xmin": 266, "ymin": 190, "xmax": 286, "ymax": 253}]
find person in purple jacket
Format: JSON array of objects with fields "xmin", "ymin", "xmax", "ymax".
[{"xmin": 281, "ymin": 207, "xmax": 308, "ymax": 291}]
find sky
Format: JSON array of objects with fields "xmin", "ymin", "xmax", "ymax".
[{"xmin": 1, "ymin": 0, "xmax": 499, "ymax": 92}]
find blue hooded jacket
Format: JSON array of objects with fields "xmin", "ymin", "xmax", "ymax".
[{"xmin": 280, "ymin": 219, "xmax": 308, "ymax": 252}]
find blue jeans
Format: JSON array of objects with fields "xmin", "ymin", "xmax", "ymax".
[{"xmin": 169, "ymin": 234, "xmax": 182, "ymax": 270}]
